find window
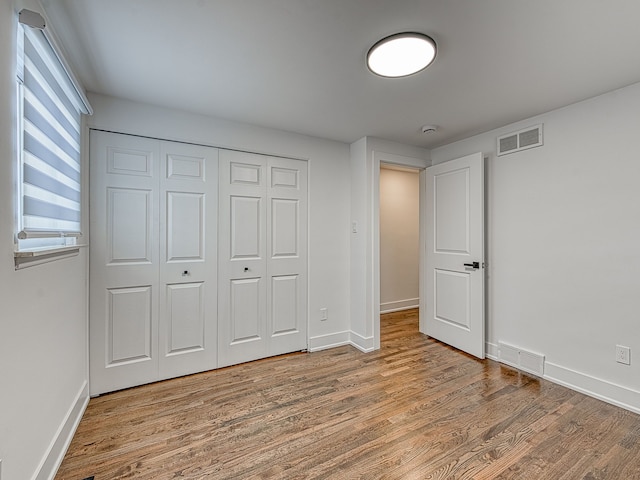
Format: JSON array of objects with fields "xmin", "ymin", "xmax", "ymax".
[{"xmin": 15, "ymin": 12, "xmax": 91, "ymax": 260}]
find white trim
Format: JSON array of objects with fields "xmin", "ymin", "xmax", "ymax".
[
  {"xmin": 486, "ymin": 340, "xmax": 640, "ymax": 414},
  {"xmin": 380, "ymin": 298, "xmax": 419, "ymax": 314},
  {"xmin": 309, "ymin": 330, "xmax": 378, "ymax": 354},
  {"xmin": 486, "ymin": 341, "xmax": 499, "ymax": 361},
  {"xmin": 544, "ymin": 362, "xmax": 640, "ymax": 415},
  {"xmin": 33, "ymin": 381, "xmax": 89, "ymax": 480},
  {"xmin": 372, "ymin": 148, "xmax": 429, "ymax": 352},
  {"xmin": 372, "ymin": 152, "xmax": 381, "ymax": 351},
  {"xmin": 350, "ymin": 331, "xmax": 375, "ymax": 353},
  {"xmin": 377, "ymin": 151, "xmax": 428, "ymax": 170},
  {"xmin": 308, "ymin": 331, "xmax": 351, "ymax": 352},
  {"xmin": 14, "ymin": 244, "xmax": 83, "ymax": 269},
  {"xmin": 419, "ymin": 169, "xmax": 427, "ymax": 333}
]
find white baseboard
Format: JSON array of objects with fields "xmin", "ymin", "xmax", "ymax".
[
  {"xmin": 544, "ymin": 362, "xmax": 640, "ymax": 415},
  {"xmin": 486, "ymin": 341, "xmax": 640, "ymax": 414},
  {"xmin": 349, "ymin": 331, "xmax": 375, "ymax": 353},
  {"xmin": 34, "ymin": 380, "xmax": 89, "ymax": 480},
  {"xmin": 310, "ymin": 331, "xmax": 377, "ymax": 354},
  {"xmin": 380, "ymin": 298, "xmax": 419, "ymax": 314},
  {"xmin": 486, "ymin": 341, "xmax": 498, "ymax": 360},
  {"xmin": 308, "ymin": 331, "xmax": 351, "ymax": 352}
]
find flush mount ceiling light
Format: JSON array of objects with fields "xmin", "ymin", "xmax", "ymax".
[{"xmin": 367, "ymin": 32, "xmax": 437, "ymax": 78}]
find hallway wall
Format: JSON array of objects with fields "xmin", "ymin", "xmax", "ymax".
[{"xmin": 379, "ymin": 167, "xmax": 420, "ymax": 313}]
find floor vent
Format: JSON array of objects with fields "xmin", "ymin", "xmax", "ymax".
[
  {"xmin": 497, "ymin": 124, "xmax": 543, "ymax": 156},
  {"xmin": 498, "ymin": 341, "xmax": 545, "ymax": 377}
]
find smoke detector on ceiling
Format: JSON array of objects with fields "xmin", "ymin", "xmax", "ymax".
[{"xmin": 421, "ymin": 125, "xmax": 438, "ymax": 134}]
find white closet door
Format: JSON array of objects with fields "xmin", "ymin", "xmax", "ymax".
[
  {"xmin": 218, "ymin": 150, "xmax": 269, "ymax": 366},
  {"xmin": 90, "ymin": 131, "xmax": 219, "ymax": 395},
  {"xmin": 158, "ymin": 141, "xmax": 218, "ymax": 379},
  {"xmin": 267, "ymin": 157, "xmax": 308, "ymax": 357},
  {"xmin": 90, "ymin": 131, "xmax": 160, "ymax": 395},
  {"xmin": 218, "ymin": 151, "xmax": 308, "ymax": 367}
]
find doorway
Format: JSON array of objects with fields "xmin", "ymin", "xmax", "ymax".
[
  {"xmin": 379, "ymin": 163, "xmax": 422, "ymax": 340},
  {"xmin": 379, "ymin": 164, "xmax": 421, "ymax": 310},
  {"xmin": 371, "ymin": 151, "xmax": 485, "ymax": 357}
]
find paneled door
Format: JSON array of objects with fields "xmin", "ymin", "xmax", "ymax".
[
  {"xmin": 158, "ymin": 141, "xmax": 217, "ymax": 380},
  {"xmin": 424, "ymin": 152, "xmax": 485, "ymax": 358},
  {"xmin": 90, "ymin": 131, "xmax": 218, "ymax": 395},
  {"xmin": 218, "ymin": 150, "xmax": 307, "ymax": 367},
  {"xmin": 267, "ymin": 156, "xmax": 308, "ymax": 357}
]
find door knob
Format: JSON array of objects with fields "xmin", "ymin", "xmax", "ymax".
[{"xmin": 463, "ymin": 262, "xmax": 480, "ymax": 269}]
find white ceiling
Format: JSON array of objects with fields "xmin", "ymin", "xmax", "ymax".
[{"xmin": 42, "ymin": 0, "xmax": 640, "ymax": 149}]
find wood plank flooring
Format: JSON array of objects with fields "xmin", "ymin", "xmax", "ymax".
[{"xmin": 55, "ymin": 309, "xmax": 640, "ymax": 479}]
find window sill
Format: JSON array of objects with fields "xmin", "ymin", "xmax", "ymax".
[{"xmin": 14, "ymin": 244, "xmax": 86, "ymax": 270}]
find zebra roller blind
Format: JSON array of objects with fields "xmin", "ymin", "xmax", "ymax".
[{"xmin": 17, "ymin": 23, "xmax": 90, "ymax": 241}]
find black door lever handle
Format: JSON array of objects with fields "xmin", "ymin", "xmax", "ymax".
[{"xmin": 464, "ymin": 262, "xmax": 480, "ymax": 269}]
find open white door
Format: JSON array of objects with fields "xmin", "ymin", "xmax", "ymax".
[{"xmin": 424, "ymin": 152, "xmax": 484, "ymax": 358}]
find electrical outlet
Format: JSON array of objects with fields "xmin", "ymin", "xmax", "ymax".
[
  {"xmin": 616, "ymin": 345, "xmax": 631, "ymax": 365},
  {"xmin": 320, "ymin": 307, "xmax": 328, "ymax": 321}
]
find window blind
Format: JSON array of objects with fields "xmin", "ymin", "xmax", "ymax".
[{"xmin": 17, "ymin": 25, "xmax": 90, "ymax": 241}]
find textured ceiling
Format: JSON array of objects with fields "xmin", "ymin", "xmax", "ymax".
[{"xmin": 42, "ymin": 0, "xmax": 640, "ymax": 148}]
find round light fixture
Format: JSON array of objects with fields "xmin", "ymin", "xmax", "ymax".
[{"xmin": 367, "ymin": 32, "xmax": 437, "ymax": 78}]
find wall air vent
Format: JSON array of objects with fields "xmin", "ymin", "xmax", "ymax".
[
  {"xmin": 498, "ymin": 341, "xmax": 545, "ymax": 377},
  {"xmin": 497, "ymin": 124, "xmax": 543, "ymax": 156}
]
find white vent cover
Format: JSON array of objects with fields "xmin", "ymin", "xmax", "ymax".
[
  {"xmin": 497, "ymin": 124, "xmax": 543, "ymax": 156},
  {"xmin": 498, "ymin": 341, "xmax": 545, "ymax": 377}
]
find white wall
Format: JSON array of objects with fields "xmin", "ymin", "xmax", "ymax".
[
  {"xmin": 431, "ymin": 82, "xmax": 640, "ymax": 412},
  {"xmin": 349, "ymin": 138, "xmax": 369, "ymax": 348},
  {"xmin": 87, "ymin": 93, "xmax": 352, "ymax": 351},
  {"xmin": 0, "ymin": 2, "xmax": 90, "ymax": 480},
  {"xmin": 379, "ymin": 168, "xmax": 420, "ymax": 312},
  {"xmin": 349, "ymin": 137, "xmax": 429, "ymax": 351}
]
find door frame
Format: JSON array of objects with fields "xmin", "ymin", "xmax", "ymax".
[
  {"xmin": 372, "ymin": 151, "xmax": 429, "ymax": 349},
  {"xmin": 371, "ymin": 151, "xmax": 487, "ymax": 353}
]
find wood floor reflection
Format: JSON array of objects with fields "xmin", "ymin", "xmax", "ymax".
[{"xmin": 55, "ymin": 308, "xmax": 640, "ymax": 479}]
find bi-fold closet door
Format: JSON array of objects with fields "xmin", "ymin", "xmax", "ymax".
[
  {"xmin": 90, "ymin": 131, "xmax": 308, "ymax": 395},
  {"xmin": 218, "ymin": 150, "xmax": 308, "ymax": 367},
  {"xmin": 89, "ymin": 131, "xmax": 218, "ymax": 395}
]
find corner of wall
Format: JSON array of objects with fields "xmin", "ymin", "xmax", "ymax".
[
  {"xmin": 349, "ymin": 330, "xmax": 375, "ymax": 353},
  {"xmin": 33, "ymin": 381, "xmax": 89, "ymax": 480}
]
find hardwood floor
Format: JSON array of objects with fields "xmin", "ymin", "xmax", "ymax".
[{"xmin": 56, "ymin": 309, "xmax": 640, "ymax": 479}]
